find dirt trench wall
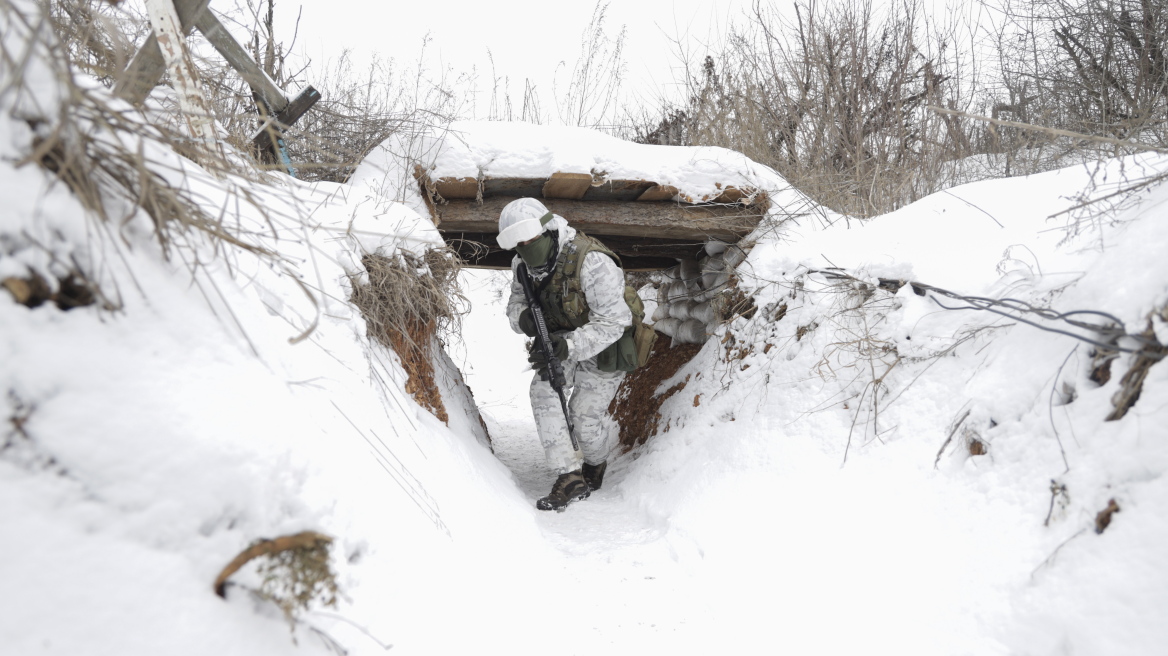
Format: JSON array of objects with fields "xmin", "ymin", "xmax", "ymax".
[
  {"xmin": 608, "ymin": 337, "xmax": 704, "ymax": 450},
  {"xmin": 348, "ymin": 250, "xmax": 489, "ymax": 446}
]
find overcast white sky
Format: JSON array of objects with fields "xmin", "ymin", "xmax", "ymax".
[{"xmin": 271, "ymin": 0, "xmax": 756, "ymax": 122}]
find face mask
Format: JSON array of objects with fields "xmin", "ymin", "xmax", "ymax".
[{"xmin": 515, "ymin": 233, "xmax": 554, "ymax": 268}]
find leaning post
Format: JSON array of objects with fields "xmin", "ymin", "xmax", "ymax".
[{"xmin": 141, "ymin": 0, "xmax": 220, "ymax": 155}]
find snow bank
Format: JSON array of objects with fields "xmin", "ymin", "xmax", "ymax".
[
  {"xmin": 601, "ymin": 154, "xmax": 1168, "ymax": 654},
  {"xmin": 360, "ymin": 119, "xmax": 812, "ymax": 210},
  {"xmin": 4, "ymin": 12, "xmax": 1166, "ymax": 651},
  {"xmin": 0, "ymin": 11, "xmax": 556, "ymax": 653}
]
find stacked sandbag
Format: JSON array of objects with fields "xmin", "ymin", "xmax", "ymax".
[{"xmin": 650, "ymin": 243, "xmax": 747, "ymax": 344}]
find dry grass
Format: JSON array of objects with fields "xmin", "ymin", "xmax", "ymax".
[
  {"xmin": 994, "ymin": 0, "xmax": 1168, "ymax": 146},
  {"xmin": 46, "ymin": 0, "xmax": 145, "ymax": 85},
  {"xmin": 254, "ymin": 535, "xmax": 338, "ymax": 627},
  {"xmin": 212, "ymin": 531, "xmax": 338, "ymax": 628},
  {"xmin": 630, "ymin": 0, "xmax": 979, "ymax": 216},
  {"xmin": 629, "ymin": 0, "xmax": 1168, "ymax": 216},
  {"xmin": 349, "ymin": 249, "xmax": 468, "ymax": 424},
  {"xmin": 45, "ymin": 0, "xmax": 465, "ymax": 183},
  {"xmin": 3, "ymin": 0, "xmax": 285, "ymax": 313}
]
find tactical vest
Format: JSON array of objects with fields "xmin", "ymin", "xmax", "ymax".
[{"xmin": 538, "ymin": 232, "xmax": 656, "ymax": 372}]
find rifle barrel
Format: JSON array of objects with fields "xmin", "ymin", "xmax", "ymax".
[{"xmin": 518, "ymin": 264, "xmax": 579, "ymax": 452}]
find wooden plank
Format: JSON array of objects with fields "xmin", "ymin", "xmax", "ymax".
[
  {"xmin": 594, "ymin": 234, "xmax": 708, "ymax": 261},
  {"xmin": 713, "ymin": 186, "xmax": 748, "ymax": 203},
  {"xmin": 582, "ymin": 179, "xmax": 655, "ymax": 201},
  {"xmin": 413, "ymin": 165, "xmax": 438, "ymax": 221},
  {"xmin": 440, "ymin": 232, "xmax": 687, "ymax": 270},
  {"xmin": 483, "ymin": 177, "xmax": 545, "ymax": 198},
  {"xmin": 637, "ymin": 184, "xmax": 678, "ymax": 202},
  {"xmin": 252, "ymin": 86, "xmax": 321, "ymax": 153},
  {"xmin": 542, "ymin": 172, "xmax": 592, "ymax": 199},
  {"xmin": 433, "ymin": 197, "xmax": 762, "ymax": 243},
  {"xmin": 433, "ymin": 178, "xmax": 479, "ymax": 200},
  {"xmin": 114, "ymin": 0, "xmax": 212, "ymax": 104},
  {"xmin": 194, "ymin": 9, "xmax": 288, "ymax": 112},
  {"xmin": 142, "ymin": 0, "xmax": 217, "ymax": 149}
]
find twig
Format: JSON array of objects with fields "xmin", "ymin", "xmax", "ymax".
[
  {"xmin": 934, "ymin": 407, "xmax": 971, "ymax": 468},
  {"xmin": 928, "ymin": 106, "xmax": 1168, "ymax": 155},
  {"xmin": 1031, "ymin": 528, "xmax": 1088, "ymax": 581},
  {"xmin": 1048, "ymin": 347, "xmax": 1076, "ymax": 473},
  {"xmin": 311, "ymin": 612, "xmax": 395, "ymax": 651},
  {"xmin": 841, "ymin": 382, "xmax": 870, "ymax": 467},
  {"xmin": 1043, "ymin": 480, "xmax": 1068, "ymax": 528}
]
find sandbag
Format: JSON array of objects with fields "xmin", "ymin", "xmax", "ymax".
[
  {"xmin": 651, "ymin": 301, "xmax": 669, "ymax": 322},
  {"xmin": 675, "ymin": 319, "xmax": 707, "ymax": 344},
  {"xmin": 666, "ymin": 280, "xmax": 689, "ymax": 303},
  {"xmin": 654, "ymin": 317, "xmax": 680, "ymax": 338},
  {"xmin": 670, "ymin": 300, "xmax": 698, "ymax": 321},
  {"xmin": 723, "ymin": 245, "xmax": 747, "ymax": 269},
  {"xmin": 702, "ymin": 271, "xmax": 731, "ymax": 294},
  {"xmin": 690, "ymin": 301, "xmax": 717, "ymax": 325},
  {"xmin": 701, "ymin": 254, "xmax": 726, "ymax": 273}
]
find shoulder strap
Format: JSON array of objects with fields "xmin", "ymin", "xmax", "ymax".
[{"xmin": 567, "ymin": 232, "xmax": 621, "ymax": 277}]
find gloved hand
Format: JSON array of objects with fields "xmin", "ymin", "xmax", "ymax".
[
  {"xmin": 528, "ymin": 333, "xmax": 570, "ymax": 385},
  {"xmin": 518, "ymin": 308, "xmax": 537, "ymax": 337}
]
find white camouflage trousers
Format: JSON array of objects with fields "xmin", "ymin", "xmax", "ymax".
[{"xmin": 531, "ymin": 356, "xmax": 625, "ymax": 474}]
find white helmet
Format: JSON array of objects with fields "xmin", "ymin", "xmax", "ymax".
[{"xmin": 496, "ymin": 197, "xmax": 551, "ymax": 249}]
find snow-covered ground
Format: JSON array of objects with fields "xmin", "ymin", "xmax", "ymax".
[
  {"xmin": 3, "ymin": 9, "xmax": 1167, "ymax": 650},
  {"xmin": 455, "ymin": 149, "xmax": 1168, "ymax": 654}
]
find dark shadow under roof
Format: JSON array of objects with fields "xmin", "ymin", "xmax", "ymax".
[{"xmin": 417, "ymin": 170, "xmax": 768, "ymax": 270}]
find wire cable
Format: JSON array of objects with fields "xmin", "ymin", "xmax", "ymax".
[{"xmin": 803, "ymin": 267, "xmax": 1164, "ymax": 361}]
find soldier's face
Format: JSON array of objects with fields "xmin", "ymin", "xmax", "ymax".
[{"xmin": 515, "ymin": 233, "xmax": 554, "ymax": 268}]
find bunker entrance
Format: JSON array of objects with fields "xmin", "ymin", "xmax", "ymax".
[{"xmin": 415, "ymin": 171, "xmax": 769, "ymax": 271}]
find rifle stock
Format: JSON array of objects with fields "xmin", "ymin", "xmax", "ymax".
[{"xmin": 518, "ymin": 264, "xmax": 579, "ymax": 452}]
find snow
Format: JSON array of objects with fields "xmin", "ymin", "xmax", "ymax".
[
  {"xmin": 3, "ymin": 21, "xmax": 1168, "ymax": 653},
  {"xmin": 402, "ymin": 119, "xmax": 809, "ymax": 206}
]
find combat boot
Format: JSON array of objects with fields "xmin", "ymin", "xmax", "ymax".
[
  {"xmin": 536, "ymin": 470, "xmax": 590, "ymax": 511},
  {"xmin": 582, "ymin": 460, "xmax": 607, "ymax": 491}
]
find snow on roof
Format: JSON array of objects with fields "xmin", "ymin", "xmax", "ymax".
[{"xmin": 422, "ymin": 120, "xmax": 787, "ymax": 204}]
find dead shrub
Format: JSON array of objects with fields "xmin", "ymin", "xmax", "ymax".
[
  {"xmin": 4, "ymin": 0, "xmax": 284, "ymax": 316},
  {"xmin": 47, "ymin": 0, "xmax": 145, "ymax": 85},
  {"xmin": 1094, "ymin": 498, "xmax": 1121, "ymax": 534},
  {"xmin": 349, "ymin": 249, "xmax": 468, "ymax": 424},
  {"xmin": 1105, "ymin": 321, "xmax": 1166, "ymax": 421},
  {"xmin": 192, "ymin": 1, "xmax": 466, "ymax": 182},
  {"xmin": 213, "ymin": 531, "xmax": 338, "ymax": 627},
  {"xmin": 630, "ymin": 0, "xmax": 978, "ymax": 216},
  {"xmin": 994, "ymin": 0, "xmax": 1168, "ymax": 146}
]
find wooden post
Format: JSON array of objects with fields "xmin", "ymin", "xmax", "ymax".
[
  {"xmin": 194, "ymin": 9, "xmax": 288, "ymax": 113},
  {"xmin": 115, "ymin": 0, "xmax": 212, "ymax": 104},
  {"xmin": 116, "ymin": 0, "xmax": 321, "ymax": 175},
  {"xmin": 141, "ymin": 0, "xmax": 219, "ymax": 152},
  {"xmin": 252, "ymin": 86, "xmax": 321, "ymax": 174}
]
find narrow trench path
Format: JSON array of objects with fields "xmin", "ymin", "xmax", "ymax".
[
  {"xmin": 455, "ymin": 270, "xmax": 672, "ymax": 557},
  {"xmin": 451, "ymin": 270, "xmax": 1009, "ymax": 652}
]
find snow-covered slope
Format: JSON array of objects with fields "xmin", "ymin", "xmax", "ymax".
[
  {"xmin": 3, "ymin": 6, "xmax": 1166, "ymax": 650},
  {"xmin": 460, "ymin": 155, "xmax": 1168, "ymax": 654},
  {"xmin": 589, "ymin": 154, "xmax": 1168, "ymax": 654}
]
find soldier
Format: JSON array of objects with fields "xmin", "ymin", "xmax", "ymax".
[{"xmin": 496, "ymin": 197, "xmax": 650, "ymax": 511}]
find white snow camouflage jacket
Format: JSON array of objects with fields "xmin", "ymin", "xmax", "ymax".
[{"xmin": 506, "ymin": 216, "xmax": 632, "ymax": 363}]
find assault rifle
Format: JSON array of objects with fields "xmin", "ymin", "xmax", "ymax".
[{"xmin": 517, "ymin": 263, "xmax": 579, "ymax": 452}]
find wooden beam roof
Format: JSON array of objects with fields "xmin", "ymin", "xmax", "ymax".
[{"xmin": 416, "ymin": 170, "xmax": 767, "ymax": 270}]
